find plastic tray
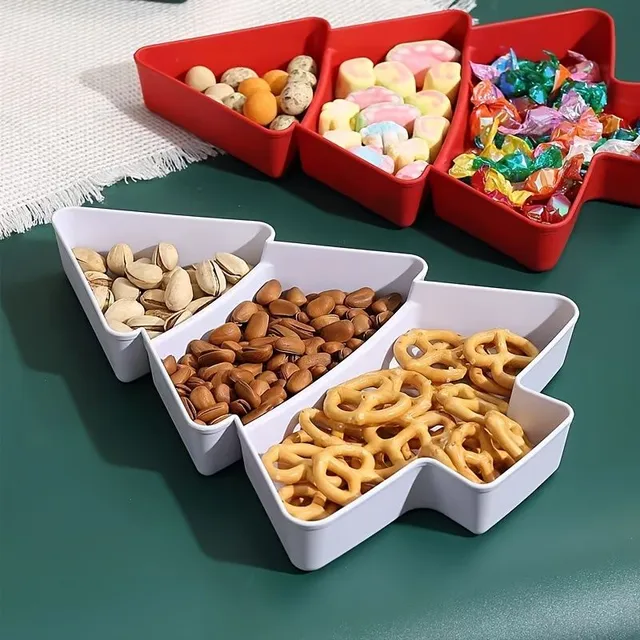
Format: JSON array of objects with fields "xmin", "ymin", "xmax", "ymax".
[
  {"xmin": 134, "ymin": 8, "xmax": 638, "ymax": 272},
  {"xmin": 54, "ymin": 207, "xmax": 578, "ymax": 569}
]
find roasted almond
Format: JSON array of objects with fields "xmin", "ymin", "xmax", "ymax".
[
  {"xmin": 283, "ymin": 286, "xmax": 307, "ymax": 306},
  {"xmin": 296, "ymin": 353, "xmax": 331, "ymax": 369},
  {"xmin": 310, "ymin": 314, "xmax": 339, "ymax": 331},
  {"xmin": 221, "ymin": 340, "xmax": 243, "ymax": 353},
  {"xmin": 272, "ymin": 378, "xmax": 287, "ymax": 389},
  {"xmin": 248, "ymin": 336, "xmax": 278, "ymax": 347},
  {"xmin": 230, "ymin": 301, "xmax": 261, "ymax": 323},
  {"xmin": 261, "ymin": 385, "xmax": 287, "ymax": 406},
  {"xmin": 306, "ymin": 294, "xmax": 335, "ymax": 318},
  {"xmin": 352, "ymin": 313, "xmax": 372, "ymax": 336},
  {"xmin": 244, "ymin": 311, "xmax": 270, "ymax": 341},
  {"xmin": 230, "ymin": 399, "xmax": 252, "ymax": 416},
  {"xmin": 228, "ymin": 368, "xmax": 255, "ymax": 385},
  {"xmin": 346, "ymin": 338, "xmax": 364, "ymax": 350},
  {"xmin": 346, "ymin": 308, "xmax": 368, "ymax": 320},
  {"xmin": 181, "ymin": 397, "xmax": 197, "ymax": 420},
  {"xmin": 278, "ymin": 362, "xmax": 300, "ymax": 380},
  {"xmin": 171, "ymin": 364, "xmax": 193, "ymax": 385},
  {"xmin": 320, "ymin": 320, "xmax": 355, "ymax": 343},
  {"xmin": 286, "ymin": 369, "xmax": 313, "ymax": 394},
  {"xmin": 375, "ymin": 311, "xmax": 394, "ymax": 328},
  {"xmin": 250, "ymin": 379, "xmax": 271, "ymax": 397},
  {"xmin": 197, "ymin": 402, "xmax": 230, "ymax": 424},
  {"xmin": 212, "ymin": 369, "xmax": 234, "ymax": 388},
  {"xmin": 369, "ymin": 299, "xmax": 388, "ymax": 315},
  {"xmin": 237, "ymin": 363, "xmax": 263, "ymax": 377},
  {"xmin": 162, "ymin": 355, "xmax": 178, "ymax": 375},
  {"xmin": 235, "ymin": 380, "xmax": 261, "ymax": 409},
  {"xmin": 256, "ymin": 370, "xmax": 278, "ymax": 385},
  {"xmin": 208, "ymin": 322, "xmax": 242, "ymax": 345},
  {"xmin": 321, "ymin": 341, "xmax": 344, "ymax": 355},
  {"xmin": 345, "ymin": 287, "xmax": 375, "ymax": 309},
  {"xmin": 269, "ymin": 299, "xmax": 299, "ymax": 317},
  {"xmin": 214, "ymin": 383, "xmax": 232, "ymax": 404},
  {"xmin": 179, "ymin": 353, "xmax": 198, "ymax": 369},
  {"xmin": 320, "ymin": 289, "xmax": 346, "ymax": 305},
  {"xmin": 304, "ymin": 336, "xmax": 325, "ymax": 355},
  {"xmin": 255, "ymin": 279, "xmax": 282, "ymax": 305},
  {"xmin": 334, "ymin": 304, "xmax": 349, "ymax": 318},
  {"xmin": 188, "ymin": 339, "xmax": 218, "ymax": 358},
  {"xmin": 309, "ymin": 365, "xmax": 327, "ymax": 379},
  {"xmin": 266, "ymin": 353, "xmax": 288, "ymax": 371},
  {"xmin": 197, "ymin": 349, "xmax": 236, "ymax": 367},
  {"xmin": 199, "ymin": 362, "xmax": 233, "ymax": 381},
  {"xmin": 190, "ymin": 386, "xmax": 216, "ymax": 412},
  {"xmin": 240, "ymin": 344, "xmax": 273, "ymax": 364},
  {"xmin": 274, "ymin": 336, "xmax": 305, "ymax": 356}
]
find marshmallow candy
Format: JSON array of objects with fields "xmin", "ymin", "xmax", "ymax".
[
  {"xmin": 346, "ymin": 86, "xmax": 403, "ymax": 110},
  {"xmin": 373, "ymin": 61, "xmax": 416, "ymax": 98},
  {"xmin": 335, "ymin": 58, "xmax": 376, "ymax": 99},
  {"xmin": 349, "ymin": 146, "xmax": 395, "ymax": 174},
  {"xmin": 423, "ymin": 62, "xmax": 462, "ymax": 101},
  {"xmin": 404, "ymin": 90, "xmax": 452, "ymax": 119},
  {"xmin": 413, "ymin": 115, "xmax": 450, "ymax": 161},
  {"xmin": 318, "ymin": 99, "xmax": 360, "ymax": 134},
  {"xmin": 395, "ymin": 160, "xmax": 429, "ymax": 180},
  {"xmin": 323, "ymin": 130, "xmax": 362, "ymax": 149},
  {"xmin": 388, "ymin": 138, "xmax": 430, "ymax": 171},
  {"xmin": 386, "ymin": 40, "xmax": 461, "ymax": 86},
  {"xmin": 355, "ymin": 103, "xmax": 421, "ymax": 134},
  {"xmin": 360, "ymin": 121, "xmax": 409, "ymax": 153}
]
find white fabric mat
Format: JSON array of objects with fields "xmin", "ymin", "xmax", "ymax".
[{"xmin": 0, "ymin": 0, "xmax": 475, "ymax": 238}]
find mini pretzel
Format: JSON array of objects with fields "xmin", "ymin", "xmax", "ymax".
[
  {"xmin": 278, "ymin": 483, "xmax": 338, "ymax": 521},
  {"xmin": 312, "ymin": 444, "xmax": 383, "ymax": 505},
  {"xmin": 282, "ymin": 430, "xmax": 314, "ymax": 445},
  {"xmin": 467, "ymin": 366, "xmax": 512, "ymax": 398},
  {"xmin": 463, "ymin": 329, "xmax": 539, "ymax": 390},
  {"xmin": 323, "ymin": 370, "xmax": 413, "ymax": 425},
  {"xmin": 443, "ymin": 422, "xmax": 499, "ymax": 483},
  {"xmin": 484, "ymin": 411, "xmax": 531, "ymax": 462},
  {"xmin": 385, "ymin": 369, "xmax": 434, "ymax": 419},
  {"xmin": 436, "ymin": 383, "xmax": 509, "ymax": 424},
  {"xmin": 298, "ymin": 408, "xmax": 349, "ymax": 447},
  {"xmin": 262, "ymin": 443, "xmax": 341, "ymax": 486},
  {"xmin": 393, "ymin": 329, "xmax": 467, "ymax": 383}
]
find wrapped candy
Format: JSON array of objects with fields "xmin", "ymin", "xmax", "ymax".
[
  {"xmin": 550, "ymin": 107, "xmax": 603, "ymax": 150},
  {"xmin": 555, "ymin": 80, "xmax": 607, "ymax": 113},
  {"xmin": 471, "ymin": 50, "xmax": 517, "ymax": 83},
  {"xmin": 593, "ymin": 135, "xmax": 640, "ymax": 157},
  {"xmin": 524, "ymin": 168, "xmax": 562, "ymax": 198},
  {"xmin": 471, "ymin": 166, "xmax": 533, "ymax": 207},
  {"xmin": 612, "ymin": 129, "xmax": 637, "ymax": 141},
  {"xmin": 565, "ymin": 50, "xmax": 601, "ymax": 83},
  {"xmin": 522, "ymin": 193, "xmax": 571, "ymax": 224},
  {"xmin": 469, "ymin": 99, "xmax": 520, "ymax": 139},
  {"xmin": 499, "ymin": 106, "xmax": 564, "ymax": 137},
  {"xmin": 599, "ymin": 113, "xmax": 624, "ymax": 136},
  {"xmin": 471, "ymin": 80, "xmax": 505, "ymax": 106}
]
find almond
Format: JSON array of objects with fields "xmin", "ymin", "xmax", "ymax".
[
  {"xmin": 320, "ymin": 320, "xmax": 355, "ymax": 343},
  {"xmin": 244, "ymin": 311, "xmax": 270, "ymax": 340},
  {"xmin": 255, "ymin": 279, "xmax": 282, "ymax": 305},
  {"xmin": 305, "ymin": 294, "xmax": 335, "ymax": 318},
  {"xmin": 208, "ymin": 322, "xmax": 242, "ymax": 345},
  {"xmin": 345, "ymin": 287, "xmax": 375, "ymax": 309}
]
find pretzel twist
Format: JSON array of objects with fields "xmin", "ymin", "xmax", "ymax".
[
  {"xmin": 436, "ymin": 383, "xmax": 509, "ymax": 424},
  {"xmin": 443, "ymin": 422, "xmax": 499, "ymax": 484},
  {"xmin": 278, "ymin": 483, "xmax": 338, "ymax": 521}
]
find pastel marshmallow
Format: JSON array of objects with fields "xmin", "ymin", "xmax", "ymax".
[
  {"xmin": 373, "ymin": 61, "xmax": 416, "ymax": 98},
  {"xmin": 318, "ymin": 99, "xmax": 360, "ymax": 134},
  {"xmin": 346, "ymin": 86, "xmax": 404, "ymax": 110},
  {"xmin": 355, "ymin": 103, "xmax": 421, "ymax": 133},
  {"xmin": 323, "ymin": 130, "xmax": 362, "ymax": 149},
  {"xmin": 360, "ymin": 121, "xmax": 409, "ymax": 153},
  {"xmin": 395, "ymin": 160, "xmax": 429, "ymax": 180},
  {"xmin": 404, "ymin": 90, "xmax": 452, "ymax": 118},
  {"xmin": 335, "ymin": 57, "xmax": 376, "ymax": 99},
  {"xmin": 386, "ymin": 40, "xmax": 461, "ymax": 85},
  {"xmin": 349, "ymin": 146, "xmax": 395, "ymax": 174},
  {"xmin": 413, "ymin": 115, "xmax": 450, "ymax": 160},
  {"xmin": 423, "ymin": 62, "xmax": 462, "ymax": 101},
  {"xmin": 388, "ymin": 138, "xmax": 430, "ymax": 171}
]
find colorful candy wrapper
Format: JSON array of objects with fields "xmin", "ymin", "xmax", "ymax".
[
  {"xmin": 556, "ymin": 81, "xmax": 607, "ymax": 113},
  {"xmin": 557, "ymin": 90, "xmax": 589, "ymax": 121},
  {"xmin": 612, "ymin": 129, "xmax": 637, "ymax": 141},
  {"xmin": 449, "ymin": 153, "xmax": 479, "ymax": 179},
  {"xmin": 499, "ymin": 106, "xmax": 564, "ymax": 137},
  {"xmin": 533, "ymin": 141, "xmax": 564, "ymax": 159},
  {"xmin": 472, "ymin": 166, "xmax": 533, "ymax": 207},
  {"xmin": 565, "ymin": 50, "xmax": 601, "ymax": 83},
  {"xmin": 565, "ymin": 137, "xmax": 595, "ymax": 164},
  {"xmin": 501, "ymin": 135, "xmax": 534, "ymax": 157},
  {"xmin": 522, "ymin": 193, "xmax": 571, "ymax": 224},
  {"xmin": 524, "ymin": 168, "xmax": 561, "ymax": 197},
  {"xmin": 471, "ymin": 80, "xmax": 505, "ymax": 107},
  {"xmin": 593, "ymin": 135, "xmax": 640, "ymax": 157},
  {"xmin": 469, "ymin": 99, "xmax": 520, "ymax": 139},
  {"xmin": 551, "ymin": 107, "xmax": 603, "ymax": 150},
  {"xmin": 533, "ymin": 145, "xmax": 564, "ymax": 169},
  {"xmin": 599, "ymin": 113, "xmax": 624, "ymax": 136},
  {"xmin": 561, "ymin": 155, "xmax": 585, "ymax": 182},
  {"xmin": 470, "ymin": 50, "xmax": 517, "ymax": 83}
]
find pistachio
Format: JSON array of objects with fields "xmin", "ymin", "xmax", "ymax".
[
  {"xmin": 85, "ymin": 271, "xmax": 113, "ymax": 289},
  {"xmin": 73, "ymin": 247, "xmax": 106, "ymax": 273},
  {"xmin": 140, "ymin": 289, "xmax": 166, "ymax": 311},
  {"xmin": 165, "ymin": 267, "xmax": 193, "ymax": 311},
  {"xmin": 145, "ymin": 308, "xmax": 174, "ymax": 321},
  {"xmin": 214, "ymin": 253, "xmax": 251, "ymax": 284},
  {"xmin": 191, "ymin": 282, "xmax": 207, "ymax": 299},
  {"xmin": 112, "ymin": 277, "xmax": 140, "ymax": 301},
  {"xmin": 161, "ymin": 267, "xmax": 180, "ymax": 289},
  {"xmin": 145, "ymin": 330, "xmax": 164, "ymax": 339},
  {"xmin": 195, "ymin": 259, "xmax": 226, "ymax": 297},
  {"xmin": 186, "ymin": 296, "xmax": 214, "ymax": 314},
  {"xmin": 164, "ymin": 309, "xmax": 193, "ymax": 330},
  {"xmin": 152, "ymin": 242, "xmax": 179, "ymax": 272},
  {"xmin": 107, "ymin": 319, "xmax": 134, "ymax": 333},
  {"xmin": 137, "ymin": 257, "xmax": 153, "ymax": 265},
  {"xmin": 126, "ymin": 315, "xmax": 165, "ymax": 331},
  {"xmin": 104, "ymin": 299, "xmax": 145, "ymax": 324},
  {"xmin": 93, "ymin": 285, "xmax": 114, "ymax": 312},
  {"xmin": 255, "ymin": 279, "xmax": 283, "ymax": 305},
  {"xmin": 106, "ymin": 243, "xmax": 134, "ymax": 276},
  {"xmin": 125, "ymin": 260, "xmax": 163, "ymax": 290}
]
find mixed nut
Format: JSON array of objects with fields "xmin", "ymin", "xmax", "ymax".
[
  {"xmin": 184, "ymin": 55, "xmax": 318, "ymax": 130},
  {"xmin": 72, "ymin": 243, "xmax": 252, "ymax": 338},
  {"xmin": 163, "ymin": 279, "xmax": 404, "ymax": 426}
]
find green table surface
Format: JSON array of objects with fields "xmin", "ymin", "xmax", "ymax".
[{"xmin": 2, "ymin": 1, "xmax": 640, "ymax": 638}]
